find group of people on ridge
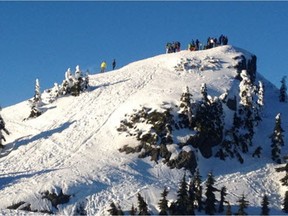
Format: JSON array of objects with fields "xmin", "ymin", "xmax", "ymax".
[
  {"xmin": 206, "ymin": 34, "xmax": 228, "ymax": 49},
  {"xmin": 167, "ymin": 34, "xmax": 229, "ymax": 53},
  {"xmin": 165, "ymin": 41, "xmax": 181, "ymax": 53},
  {"xmin": 100, "ymin": 59, "xmax": 116, "ymax": 73}
]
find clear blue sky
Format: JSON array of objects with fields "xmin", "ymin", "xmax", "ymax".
[{"xmin": 0, "ymin": 1, "xmax": 287, "ymax": 108}]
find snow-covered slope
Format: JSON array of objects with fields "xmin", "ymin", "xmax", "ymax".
[{"xmin": 1, "ymin": 45, "xmax": 287, "ymax": 215}]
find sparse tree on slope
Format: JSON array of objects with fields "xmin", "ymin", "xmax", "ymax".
[
  {"xmin": 107, "ymin": 202, "xmax": 120, "ymax": 215},
  {"xmin": 193, "ymin": 168, "xmax": 203, "ymax": 211},
  {"xmin": 226, "ymin": 201, "xmax": 232, "ymax": 215},
  {"xmin": 204, "ymin": 171, "xmax": 218, "ymax": 215},
  {"xmin": 107, "ymin": 202, "xmax": 117, "ymax": 215},
  {"xmin": 137, "ymin": 193, "xmax": 150, "ymax": 215},
  {"xmin": 261, "ymin": 194, "xmax": 270, "ymax": 216},
  {"xmin": 130, "ymin": 204, "xmax": 137, "ymax": 215},
  {"xmin": 270, "ymin": 113, "xmax": 285, "ymax": 164},
  {"xmin": 237, "ymin": 194, "xmax": 249, "ymax": 215},
  {"xmin": 279, "ymin": 76, "xmax": 287, "ymax": 102},
  {"xmin": 116, "ymin": 204, "xmax": 124, "ymax": 215},
  {"xmin": 187, "ymin": 179, "xmax": 196, "ymax": 215},
  {"xmin": 175, "ymin": 174, "xmax": 189, "ymax": 215},
  {"xmin": 158, "ymin": 187, "xmax": 169, "ymax": 215},
  {"xmin": 218, "ymin": 186, "xmax": 227, "ymax": 213}
]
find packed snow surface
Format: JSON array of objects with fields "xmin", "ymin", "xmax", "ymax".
[{"xmin": 1, "ymin": 45, "xmax": 288, "ymax": 215}]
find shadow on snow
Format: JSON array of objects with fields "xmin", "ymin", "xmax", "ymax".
[{"xmin": 2, "ymin": 121, "xmax": 76, "ymax": 157}]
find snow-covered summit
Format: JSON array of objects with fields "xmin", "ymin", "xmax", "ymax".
[{"xmin": 0, "ymin": 45, "xmax": 287, "ymax": 215}]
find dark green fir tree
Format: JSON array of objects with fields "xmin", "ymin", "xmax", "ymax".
[
  {"xmin": 279, "ymin": 76, "xmax": 287, "ymax": 102},
  {"xmin": 261, "ymin": 194, "xmax": 270, "ymax": 216},
  {"xmin": 158, "ymin": 187, "xmax": 169, "ymax": 215},
  {"xmin": 194, "ymin": 168, "xmax": 203, "ymax": 211},
  {"xmin": 226, "ymin": 201, "xmax": 232, "ymax": 215},
  {"xmin": 107, "ymin": 202, "xmax": 119, "ymax": 215},
  {"xmin": 204, "ymin": 171, "xmax": 218, "ymax": 215},
  {"xmin": 130, "ymin": 204, "xmax": 137, "ymax": 215},
  {"xmin": 218, "ymin": 186, "xmax": 227, "ymax": 213},
  {"xmin": 175, "ymin": 174, "xmax": 189, "ymax": 215},
  {"xmin": 137, "ymin": 193, "xmax": 150, "ymax": 215},
  {"xmin": 237, "ymin": 194, "xmax": 249, "ymax": 215},
  {"xmin": 187, "ymin": 179, "xmax": 196, "ymax": 215},
  {"xmin": 270, "ymin": 113, "xmax": 285, "ymax": 164}
]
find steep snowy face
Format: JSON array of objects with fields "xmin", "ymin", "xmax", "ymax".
[{"xmin": 0, "ymin": 45, "xmax": 281, "ymax": 215}]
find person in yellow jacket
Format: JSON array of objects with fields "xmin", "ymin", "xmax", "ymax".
[{"xmin": 101, "ymin": 61, "xmax": 107, "ymax": 73}]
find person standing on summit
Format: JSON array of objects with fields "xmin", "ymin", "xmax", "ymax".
[
  {"xmin": 112, "ymin": 59, "xmax": 116, "ymax": 70},
  {"xmin": 101, "ymin": 61, "xmax": 107, "ymax": 73}
]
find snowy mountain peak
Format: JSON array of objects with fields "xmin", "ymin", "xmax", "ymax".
[{"xmin": 0, "ymin": 45, "xmax": 287, "ymax": 215}]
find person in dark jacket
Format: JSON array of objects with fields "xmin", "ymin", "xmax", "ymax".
[{"xmin": 112, "ymin": 59, "xmax": 116, "ymax": 70}]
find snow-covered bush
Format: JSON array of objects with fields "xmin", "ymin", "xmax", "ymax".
[{"xmin": 42, "ymin": 65, "xmax": 89, "ymax": 103}]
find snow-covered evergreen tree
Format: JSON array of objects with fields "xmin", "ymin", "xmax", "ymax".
[
  {"xmin": 236, "ymin": 70, "xmax": 260, "ymax": 154},
  {"xmin": 34, "ymin": 78, "xmax": 41, "ymax": 104},
  {"xmin": 201, "ymin": 83, "xmax": 209, "ymax": 104},
  {"xmin": 0, "ymin": 113, "xmax": 10, "ymax": 148},
  {"xmin": 279, "ymin": 76, "xmax": 287, "ymax": 103},
  {"xmin": 255, "ymin": 80, "xmax": 264, "ymax": 123},
  {"xmin": 179, "ymin": 86, "xmax": 194, "ymax": 129},
  {"xmin": 257, "ymin": 81, "xmax": 264, "ymax": 107},
  {"xmin": 270, "ymin": 113, "xmax": 284, "ymax": 164},
  {"xmin": 58, "ymin": 66, "xmax": 89, "ymax": 98},
  {"xmin": 44, "ymin": 83, "xmax": 61, "ymax": 103},
  {"xmin": 75, "ymin": 65, "xmax": 82, "ymax": 79},
  {"xmin": 65, "ymin": 68, "xmax": 74, "ymax": 89},
  {"xmin": 27, "ymin": 78, "xmax": 42, "ymax": 119},
  {"xmin": 239, "ymin": 70, "xmax": 253, "ymax": 107}
]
